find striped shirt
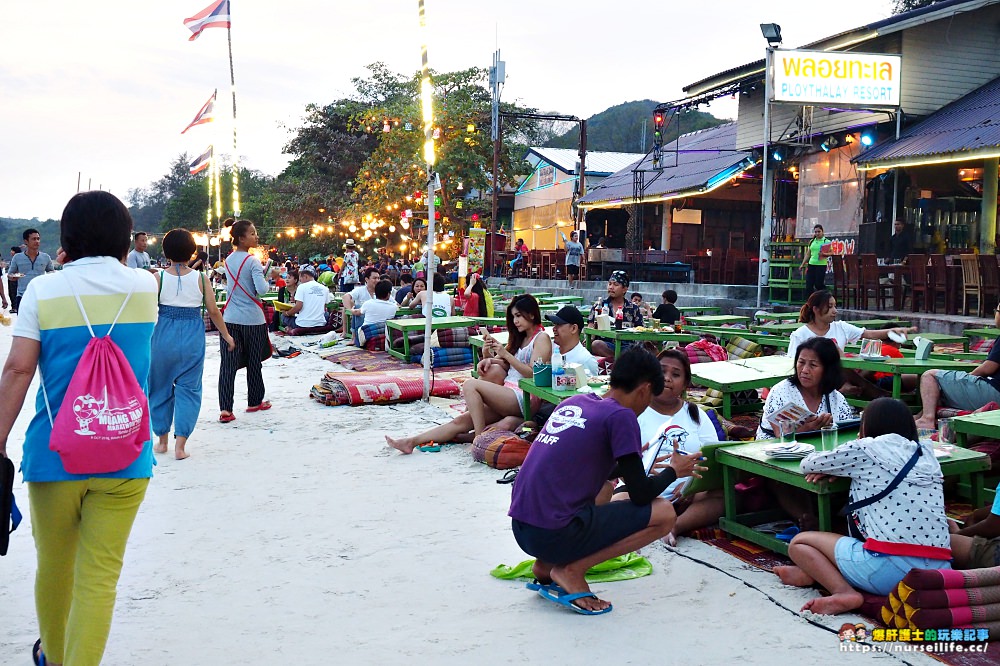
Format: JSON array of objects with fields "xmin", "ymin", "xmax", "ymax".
[{"xmin": 13, "ymin": 256, "xmax": 158, "ymax": 482}]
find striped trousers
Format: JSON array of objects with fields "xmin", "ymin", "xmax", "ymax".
[{"xmin": 218, "ymin": 322, "xmax": 269, "ymax": 412}]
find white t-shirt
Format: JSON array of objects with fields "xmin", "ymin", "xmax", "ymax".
[
  {"xmin": 127, "ymin": 250, "xmax": 152, "ymax": 270},
  {"xmin": 757, "ymin": 378, "xmax": 856, "ymax": 439},
  {"xmin": 787, "ymin": 321, "xmax": 865, "ymax": 359},
  {"xmin": 637, "ymin": 404, "xmax": 719, "ymax": 497},
  {"xmin": 428, "ymin": 291, "xmax": 452, "ymax": 317},
  {"xmin": 349, "ymin": 285, "xmax": 375, "ymax": 310},
  {"xmin": 294, "ymin": 280, "xmax": 330, "ymax": 328},
  {"xmin": 360, "ymin": 298, "xmax": 399, "ymax": 326},
  {"xmin": 557, "ymin": 341, "xmax": 600, "ymax": 376}
]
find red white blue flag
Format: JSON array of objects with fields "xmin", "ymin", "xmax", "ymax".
[
  {"xmin": 190, "ymin": 146, "xmax": 213, "ymax": 175},
  {"xmin": 183, "ymin": 0, "xmax": 231, "ymax": 41},
  {"xmin": 181, "ymin": 90, "xmax": 217, "ymax": 134}
]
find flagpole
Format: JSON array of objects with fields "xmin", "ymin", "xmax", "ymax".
[
  {"xmin": 418, "ymin": 0, "xmax": 436, "ymax": 401},
  {"xmin": 227, "ymin": 15, "xmax": 240, "ymax": 218}
]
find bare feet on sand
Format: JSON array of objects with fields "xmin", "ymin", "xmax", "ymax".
[
  {"xmin": 531, "ymin": 561, "xmax": 553, "ymax": 585},
  {"xmin": 662, "ymin": 532, "xmax": 677, "ymax": 547},
  {"xmin": 801, "ymin": 590, "xmax": 864, "ymax": 615},
  {"xmin": 175, "ymin": 436, "xmax": 190, "ymax": 461},
  {"xmin": 549, "ymin": 565, "xmax": 610, "ymax": 613},
  {"xmin": 774, "ymin": 565, "xmax": 815, "ymax": 587},
  {"xmin": 154, "ymin": 434, "xmax": 168, "ymax": 454},
  {"xmin": 385, "ymin": 435, "xmax": 417, "ymax": 454}
]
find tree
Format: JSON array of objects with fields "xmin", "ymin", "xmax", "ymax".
[
  {"xmin": 892, "ymin": 0, "xmax": 938, "ymax": 13},
  {"xmin": 346, "ymin": 64, "xmax": 542, "ymax": 257},
  {"xmin": 127, "ymin": 153, "xmax": 194, "ymax": 233}
]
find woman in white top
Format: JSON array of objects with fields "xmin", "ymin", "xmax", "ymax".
[
  {"xmin": 412, "ymin": 273, "xmax": 452, "ymax": 316},
  {"xmin": 385, "ymin": 294, "xmax": 550, "ymax": 454},
  {"xmin": 149, "ymin": 229, "xmax": 234, "ymax": 459},
  {"xmin": 787, "ymin": 290, "xmax": 914, "ymax": 399},
  {"xmin": 633, "ymin": 349, "xmax": 721, "ymax": 545},
  {"xmin": 759, "ymin": 336, "xmax": 856, "ymax": 440}
]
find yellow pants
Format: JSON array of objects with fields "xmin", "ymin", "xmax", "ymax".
[{"xmin": 29, "ymin": 477, "xmax": 149, "ymax": 666}]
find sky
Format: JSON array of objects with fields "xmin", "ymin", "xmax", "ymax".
[{"xmin": 0, "ymin": 0, "xmax": 895, "ymax": 221}]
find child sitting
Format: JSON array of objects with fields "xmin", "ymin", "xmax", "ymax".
[{"xmin": 652, "ymin": 289, "xmax": 680, "ymax": 325}]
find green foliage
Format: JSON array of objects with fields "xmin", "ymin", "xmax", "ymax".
[
  {"xmin": 127, "ymin": 154, "xmax": 195, "ymax": 233},
  {"xmin": 0, "ymin": 217, "xmax": 60, "ymax": 257},
  {"xmin": 544, "ymin": 100, "xmax": 729, "ymax": 153},
  {"xmin": 892, "ymin": 0, "xmax": 938, "ymax": 13}
]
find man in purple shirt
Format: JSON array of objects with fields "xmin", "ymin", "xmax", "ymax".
[{"xmin": 509, "ymin": 348, "xmax": 705, "ymax": 614}]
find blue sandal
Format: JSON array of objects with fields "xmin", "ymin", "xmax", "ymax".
[{"xmin": 537, "ymin": 586, "xmax": 613, "ymax": 616}]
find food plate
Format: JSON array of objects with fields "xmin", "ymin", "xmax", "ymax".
[
  {"xmin": 9, "ymin": 273, "xmax": 24, "ymax": 278},
  {"xmin": 888, "ymin": 331, "xmax": 907, "ymax": 344},
  {"xmin": 763, "ymin": 442, "xmax": 815, "ymax": 459},
  {"xmin": 859, "ymin": 355, "xmax": 888, "ymax": 362}
]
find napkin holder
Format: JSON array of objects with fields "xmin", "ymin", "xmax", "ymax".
[
  {"xmin": 595, "ymin": 314, "xmax": 612, "ymax": 331},
  {"xmin": 913, "ymin": 336, "xmax": 933, "ymax": 360}
]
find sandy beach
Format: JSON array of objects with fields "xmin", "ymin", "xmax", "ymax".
[{"xmin": 0, "ymin": 322, "xmax": 930, "ymax": 665}]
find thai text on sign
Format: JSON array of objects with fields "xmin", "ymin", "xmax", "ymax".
[{"xmin": 771, "ymin": 50, "xmax": 901, "ymax": 107}]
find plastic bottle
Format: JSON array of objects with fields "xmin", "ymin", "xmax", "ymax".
[
  {"xmin": 551, "ymin": 351, "xmax": 563, "ymax": 373},
  {"xmin": 615, "ymin": 307, "xmax": 624, "ymax": 330}
]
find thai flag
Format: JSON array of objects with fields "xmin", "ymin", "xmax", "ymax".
[
  {"xmin": 181, "ymin": 90, "xmax": 217, "ymax": 134},
  {"xmin": 183, "ymin": 0, "xmax": 231, "ymax": 41},
  {"xmin": 189, "ymin": 146, "xmax": 213, "ymax": 175}
]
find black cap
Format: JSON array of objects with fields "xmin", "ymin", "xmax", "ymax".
[{"xmin": 545, "ymin": 306, "xmax": 585, "ymax": 329}]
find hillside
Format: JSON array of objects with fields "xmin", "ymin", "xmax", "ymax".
[
  {"xmin": 0, "ymin": 218, "xmax": 60, "ymax": 257},
  {"xmin": 544, "ymin": 100, "xmax": 730, "ymax": 153}
]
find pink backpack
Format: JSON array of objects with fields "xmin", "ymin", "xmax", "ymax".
[{"xmin": 40, "ymin": 276, "xmax": 149, "ymax": 475}]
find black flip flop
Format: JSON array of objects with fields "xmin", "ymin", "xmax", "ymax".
[
  {"xmin": 1, "ymin": 456, "xmax": 20, "ymax": 557},
  {"xmin": 33, "ymin": 638, "xmax": 46, "ymax": 665}
]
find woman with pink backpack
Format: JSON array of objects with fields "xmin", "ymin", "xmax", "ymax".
[{"xmin": 0, "ymin": 191, "xmax": 159, "ymax": 666}]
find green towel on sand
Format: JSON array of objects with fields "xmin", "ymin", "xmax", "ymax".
[{"xmin": 490, "ymin": 553, "xmax": 652, "ymax": 583}]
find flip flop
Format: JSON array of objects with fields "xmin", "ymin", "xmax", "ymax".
[
  {"xmin": 525, "ymin": 580, "xmax": 566, "ymax": 594},
  {"xmin": 2, "ymin": 457, "xmax": 21, "ymax": 557},
  {"xmin": 416, "ymin": 441, "xmax": 441, "ymax": 452},
  {"xmin": 246, "ymin": 401, "xmax": 272, "ymax": 413},
  {"xmin": 219, "ymin": 412, "xmax": 236, "ymax": 423},
  {"xmin": 752, "ymin": 520, "xmax": 796, "ymax": 536},
  {"xmin": 33, "ymin": 638, "xmax": 46, "ymax": 666},
  {"xmin": 776, "ymin": 526, "xmax": 801, "ymax": 542},
  {"xmin": 537, "ymin": 586, "xmax": 612, "ymax": 616}
]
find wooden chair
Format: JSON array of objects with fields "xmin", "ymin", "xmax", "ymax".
[
  {"xmin": 906, "ymin": 254, "xmax": 929, "ymax": 312},
  {"xmin": 980, "ymin": 254, "xmax": 1000, "ymax": 316},
  {"xmin": 859, "ymin": 254, "xmax": 894, "ymax": 310},
  {"xmin": 708, "ymin": 250, "xmax": 724, "ymax": 284},
  {"xmin": 831, "ymin": 255, "xmax": 847, "ymax": 305},
  {"xmin": 927, "ymin": 254, "xmax": 948, "ymax": 313},
  {"xmin": 959, "ymin": 254, "xmax": 982, "ymax": 316},
  {"xmin": 723, "ymin": 250, "xmax": 744, "ymax": 284},
  {"xmin": 843, "ymin": 254, "xmax": 860, "ymax": 308}
]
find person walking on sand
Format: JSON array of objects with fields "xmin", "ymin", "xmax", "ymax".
[
  {"xmin": 218, "ymin": 219, "xmax": 276, "ymax": 423},
  {"xmin": 150, "ymin": 228, "xmax": 234, "ymax": 459},
  {"xmin": 0, "ymin": 191, "xmax": 158, "ymax": 666},
  {"xmin": 508, "ymin": 348, "xmax": 705, "ymax": 615}
]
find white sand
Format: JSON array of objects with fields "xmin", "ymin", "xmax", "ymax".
[{"xmin": 0, "ymin": 322, "xmax": 932, "ymax": 664}]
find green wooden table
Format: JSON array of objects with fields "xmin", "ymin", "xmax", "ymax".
[
  {"xmin": 385, "ymin": 316, "xmax": 475, "ymax": 360},
  {"xmin": 677, "ymin": 306, "xmax": 722, "ymax": 316},
  {"xmin": 905, "ymin": 332, "xmax": 970, "ymax": 352},
  {"xmin": 754, "ymin": 311, "xmax": 801, "ymax": 323},
  {"xmin": 684, "ymin": 314, "xmax": 752, "ymax": 327},
  {"xmin": 847, "ymin": 318, "xmax": 911, "ymax": 329},
  {"xmin": 964, "ymin": 327, "xmax": 1000, "ymax": 340},
  {"xmin": 582, "ymin": 327, "xmax": 699, "ymax": 358},
  {"xmin": 517, "ymin": 376, "xmax": 607, "ymax": 420},
  {"xmin": 751, "ymin": 322, "xmax": 801, "ymax": 335},
  {"xmin": 716, "ymin": 432, "xmax": 991, "ymax": 555},
  {"xmin": 689, "ymin": 355, "xmax": 794, "ymax": 418},
  {"xmin": 539, "ymin": 295, "xmax": 584, "ymax": 305},
  {"xmin": 929, "ymin": 350, "xmax": 988, "ymax": 362},
  {"xmin": 840, "ymin": 356, "xmax": 977, "ymax": 400},
  {"xmin": 953, "ymin": 410, "xmax": 1000, "ymax": 448},
  {"xmin": 468, "ymin": 316, "xmax": 507, "ymax": 328}
]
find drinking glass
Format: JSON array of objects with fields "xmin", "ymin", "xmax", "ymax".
[
  {"xmin": 778, "ymin": 421, "xmax": 794, "ymax": 444},
  {"xmin": 937, "ymin": 418, "xmax": 955, "ymax": 444},
  {"xmin": 821, "ymin": 425, "xmax": 838, "ymax": 450}
]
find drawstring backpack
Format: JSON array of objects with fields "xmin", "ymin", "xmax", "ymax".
[{"xmin": 39, "ymin": 274, "xmax": 149, "ymax": 475}]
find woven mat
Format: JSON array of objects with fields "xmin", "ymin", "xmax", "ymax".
[{"xmin": 328, "ymin": 349, "xmax": 418, "ymax": 372}]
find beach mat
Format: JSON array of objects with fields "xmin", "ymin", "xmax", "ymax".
[
  {"xmin": 311, "ymin": 370, "xmax": 461, "ymax": 406},
  {"xmin": 330, "ymin": 349, "xmax": 418, "ymax": 372}
]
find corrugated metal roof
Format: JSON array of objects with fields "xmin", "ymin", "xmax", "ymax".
[
  {"xmin": 855, "ymin": 75, "xmax": 1000, "ymax": 167},
  {"xmin": 578, "ymin": 123, "xmax": 755, "ymax": 208},
  {"xmin": 684, "ymin": 0, "xmax": 998, "ymax": 97},
  {"xmin": 526, "ymin": 147, "xmax": 644, "ymax": 176}
]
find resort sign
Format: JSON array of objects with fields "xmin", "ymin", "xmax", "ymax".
[{"xmin": 771, "ymin": 50, "xmax": 901, "ymax": 108}]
